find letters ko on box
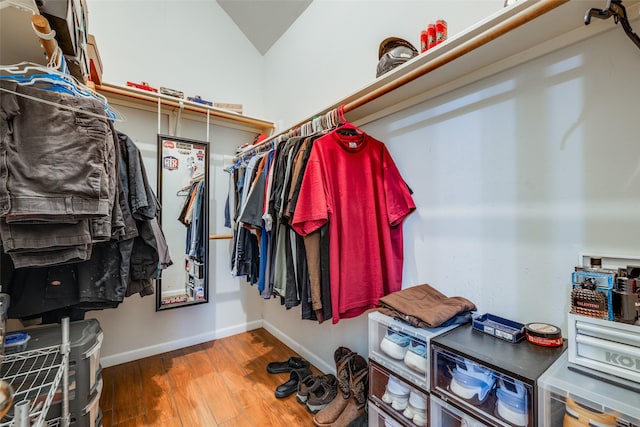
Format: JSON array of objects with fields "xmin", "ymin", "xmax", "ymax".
[{"xmin": 568, "ymin": 313, "xmax": 640, "ymax": 383}]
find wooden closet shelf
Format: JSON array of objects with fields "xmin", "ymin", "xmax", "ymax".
[
  {"xmin": 280, "ymin": 0, "xmax": 640, "ymax": 131},
  {"xmin": 95, "ymin": 83, "xmax": 275, "ymax": 135}
]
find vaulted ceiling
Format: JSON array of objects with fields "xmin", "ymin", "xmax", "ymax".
[{"xmin": 217, "ymin": 0, "xmax": 313, "ymax": 55}]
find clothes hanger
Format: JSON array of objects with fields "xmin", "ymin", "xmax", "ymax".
[
  {"xmin": 585, "ymin": 0, "xmax": 640, "ymax": 50},
  {"xmin": 334, "ymin": 105, "xmax": 364, "ymax": 136},
  {"xmin": 176, "ymin": 186, "xmax": 191, "ymax": 196},
  {"xmin": 0, "ymin": 61, "xmax": 122, "ymax": 121}
]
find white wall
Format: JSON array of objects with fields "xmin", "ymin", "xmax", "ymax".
[
  {"xmin": 261, "ymin": 0, "xmax": 505, "ymax": 373},
  {"xmin": 87, "ymin": 105, "xmax": 263, "ymax": 366},
  {"xmin": 86, "ymin": 0, "xmax": 267, "ymax": 118},
  {"xmin": 81, "ymin": 1, "xmax": 640, "ymax": 375},
  {"xmin": 263, "ymin": 0, "xmax": 505, "ymax": 130},
  {"xmin": 261, "ymin": 3, "xmax": 640, "ymax": 374},
  {"xmin": 81, "ymin": 0, "xmax": 270, "ymax": 365}
]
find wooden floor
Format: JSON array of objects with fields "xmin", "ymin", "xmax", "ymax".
[{"xmin": 99, "ymin": 328, "xmax": 323, "ymax": 427}]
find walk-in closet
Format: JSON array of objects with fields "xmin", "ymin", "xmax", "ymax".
[{"xmin": 1, "ymin": 0, "xmax": 640, "ymax": 426}]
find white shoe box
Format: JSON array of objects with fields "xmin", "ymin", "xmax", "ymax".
[
  {"xmin": 430, "ymin": 395, "xmax": 488, "ymax": 427},
  {"xmin": 538, "ymin": 352, "xmax": 640, "ymax": 426},
  {"xmin": 369, "ymin": 360, "xmax": 429, "ymax": 426},
  {"xmin": 368, "ymin": 311, "xmax": 460, "ymax": 392}
]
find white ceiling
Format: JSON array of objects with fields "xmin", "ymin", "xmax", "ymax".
[{"xmin": 217, "ymin": 0, "xmax": 313, "ymax": 55}]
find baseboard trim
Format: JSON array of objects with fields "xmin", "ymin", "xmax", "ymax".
[
  {"xmin": 100, "ymin": 320, "xmax": 263, "ymax": 367},
  {"xmin": 261, "ymin": 320, "xmax": 334, "ymax": 375}
]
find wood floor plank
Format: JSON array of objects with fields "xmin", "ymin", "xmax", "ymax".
[
  {"xmin": 217, "ymin": 414, "xmax": 254, "ymax": 427},
  {"xmin": 138, "ymin": 355, "xmax": 179, "ymax": 426},
  {"xmin": 102, "ymin": 409, "xmax": 113, "ymax": 427},
  {"xmin": 243, "ymin": 394, "xmax": 291, "ymax": 427},
  {"xmin": 104, "ymin": 329, "xmax": 321, "ymax": 427},
  {"xmin": 219, "ymin": 332, "xmax": 269, "ymax": 366},
  {"xmin": 100, "ymin": 365, "xmax": 115, "ymax": 413},
  {"xmin": 149, "ymin": 416, "xmax": 182, "ymax": 427},
  {"xmin": 111, "ymin": 361, "xmax": 145, "ymax": 425},
  {"xmin": 166, "ymin": 363, "xmax": 218, "ymax": 427},
  {"xmin": 202, "ymin": 340, "xmax": 245, "ymax": 376},
  {"xmin": 184, "ymin": 346, "xmax": 241, "ymax": 424},
  {"xmin": 160, "ymin": 348, "xmax": 187, "ymax": 372},
  {"xmin": 232, "ymin": 384, "xmax": 260, "ymax": 413},
  {"xmin": 113, "ymin": 415, "xmax": 147, "ymax": 427},
  {"xmin": 183, "ymin": 345, "xmax": 214, "ymax": 375}
]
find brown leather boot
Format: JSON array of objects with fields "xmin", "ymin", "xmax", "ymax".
[
  {"xmin": 313, "ymin": 347, "xmax": 355, "ymax": 426},
  {"xmin": 332, "ymin": 354, "xmax": 369, "ymax": 427}
]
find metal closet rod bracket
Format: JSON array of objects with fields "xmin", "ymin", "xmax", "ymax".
[{"xmin": 585, "ymin": 0, "xmax": 640, "ymax": 51}]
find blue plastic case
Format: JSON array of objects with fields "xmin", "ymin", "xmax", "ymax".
[{"xmin": 471, "ymin": 313, "xmax": 525, "ymax": 343}]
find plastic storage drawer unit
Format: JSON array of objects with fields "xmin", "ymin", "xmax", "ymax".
[
  {"xmin": 568, "ymin": 312, "xmax": 640, "ymax": 384},
  {"xmin": 369, "ymin": 360, "xmax": 429, "ymax": 426},
  {"xmin": 431, "ymin": 324, "xmax": 566, "ymax": 427},
  {"xmin": 25, "ymin": 319, "xmax": 103, "ymax": 402},
  {"xmin": 19, "ymin": 319, "xmax": 104, "ymax": 423},
  {"xmin": 430, "ymin": 395, "xmax": 488, "ymax": 427},
  {"xmin": 368, "ymin": 311, "xmax": 461, "ymax": 392},
  {"xmin": 538, "ymin": 353, "xmax": 640, "ymax": 427},
  {"xmin": 369, "ymin": 400, "xmax": 407, "ymax": 427},
  {"xmin": 47, "ymin": 376, "xmax": 103, "ymax": 427},
  {"xmin": 70, "ymin": 377, "xmax": 102, "ymax": 427}
]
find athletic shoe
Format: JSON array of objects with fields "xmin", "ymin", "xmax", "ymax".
[
  {"xmin": 380, "ymin": 327, "xmax": 410, "ymax": 360},
  {"xmin": 402, "ymin": 390, "xmax": 428, "ymax": 426},
  {"xmin": 449, "ymin": 358, "xmax": 495, "ymax": 405},
  {"xmin": 404, "ymin": 337, "xmax": 428, "ymax": 374},
  {"xmin": 381, "ymin": 374, "xmax": 410, "ymax": 410},
  {"xmin": 496, "ymin": 378, "xmax": 528, "ymax": 426}
]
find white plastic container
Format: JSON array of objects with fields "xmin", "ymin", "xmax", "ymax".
[
  {"xmin": 430, "ymin": 395, "xmax": 488, "ymax": 427},
  {"xmin": 538, "ymin": 353, "xmax": 640, "ymax": 427},
  {"xmin": 568, "ymin": 312, "xmax": 640, "ymax": 384},
  {"xmin": 369, "ymin": 360, "xmax": 429, "ymax": 427},
  {"xmin": 368, "ymin": 311, "xmax": 460, "ymax": 392}
]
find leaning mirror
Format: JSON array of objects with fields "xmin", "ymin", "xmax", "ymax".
[{"xmin": 156, "ymin": 134, "xmax": 209, "ymax": 310}]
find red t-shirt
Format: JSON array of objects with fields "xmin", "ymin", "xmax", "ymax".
[{"xmin": 291, "ymin": 127, "xmax": 415, "ymax": 324}]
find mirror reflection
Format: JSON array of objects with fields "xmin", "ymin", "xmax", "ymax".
[{"xmin": 156, "ymin": 134, "xmax": 209, "ymax": 310}]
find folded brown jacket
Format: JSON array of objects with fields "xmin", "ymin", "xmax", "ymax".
[{"xmin": 378, "ymin": 283, "xmax": 476, "ymax": 328}]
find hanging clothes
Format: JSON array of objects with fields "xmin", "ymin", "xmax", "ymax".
[
  {"xmin": 0, "ymin": 106, "xmax": 168, "ymax": 320},
  {"xmin": 226, "ymin": 119, "xmax": 414, "ymax": 325},
  {"xmin": 231, "ymin": 154, "xmax": 264, "ymax": 282},
  {"xmin": 0, "ymin": 80, "xmax": 117, "ymax": 268},
  {"xmin": 291, "ymin": 124, "xmax": 416, "ymax": 324}
]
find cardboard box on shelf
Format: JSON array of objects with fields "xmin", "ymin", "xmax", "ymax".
[
  {"xmin": 87, "ymin": 34, "xmax": 102, "ymax": 85},
  {"xmin": 214, "ymin": 102, "xmax": 243, "ymax": 114}
]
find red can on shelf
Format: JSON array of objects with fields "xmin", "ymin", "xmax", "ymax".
[
  {"xmin": 436, "ymin": 19, "xmax": 448, "ymax": 45},
  {"xmin": 427, "ymin": 24, "xmax": 436, "ymax": 49},
  {"xmin": 420, "ymin": 30, "xmax": 428, "ymax": 53}
]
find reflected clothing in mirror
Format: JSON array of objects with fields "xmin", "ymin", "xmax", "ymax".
[
  {"xmin": 179, "ymin": 180, "xmax": 206, "ymax": 262},
  {"xmin": 156, "ymin": 135, "xmax": 209, "ymax": 310}
]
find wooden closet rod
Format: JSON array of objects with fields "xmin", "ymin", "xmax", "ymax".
[
  {"xmin": 210, "ymin": 234, "xmax": 233, "ymax": 240},
  {"xmin": 31, "ymin": 15, "xmax": 57, "ymax": 60},
  {"xmin": 235, "ymin": 0, "xmax": 568, "ymax": 161}
]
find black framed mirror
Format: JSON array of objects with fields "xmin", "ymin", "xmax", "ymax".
[{"xmin": 156, "ymin": 134, "xmax": 209, "ymax": 310}]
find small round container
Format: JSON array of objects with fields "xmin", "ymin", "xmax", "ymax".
[{"xmin": 524, "ymin": 323, "xmax": 563, "ymax": 347}]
